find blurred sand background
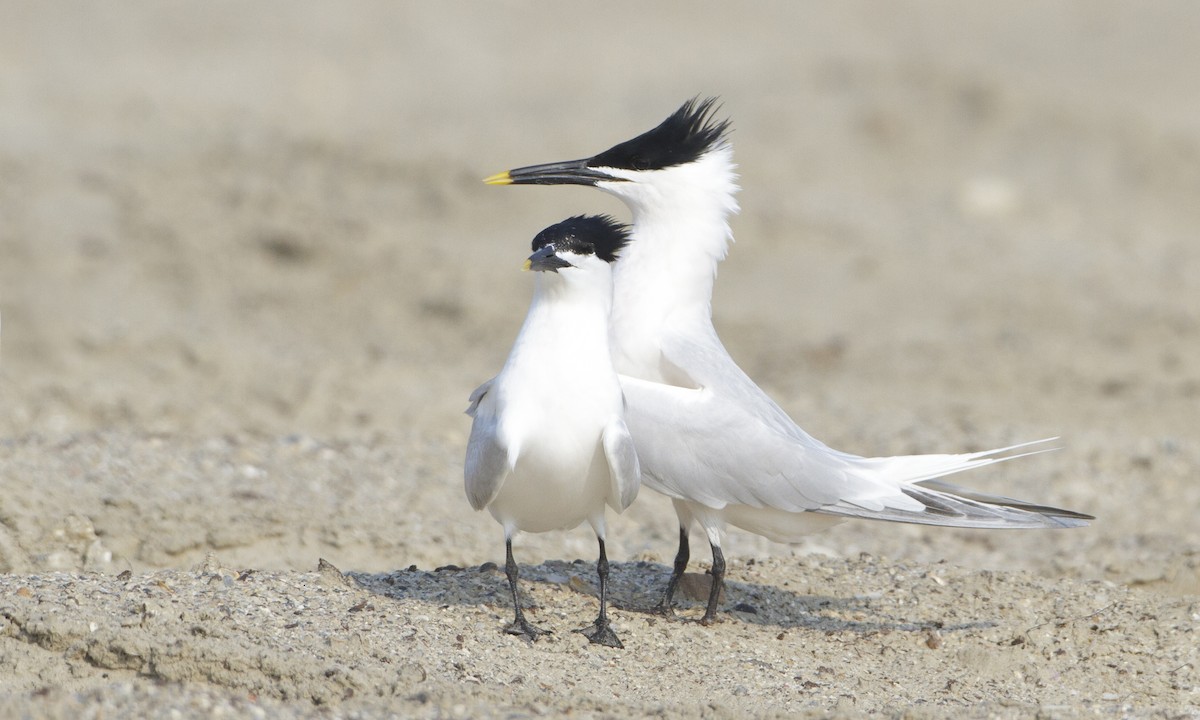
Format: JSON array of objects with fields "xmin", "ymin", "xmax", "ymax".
[{"xmin": 1, "ymin": 2, "xmax": 1197, "ymax": 717}]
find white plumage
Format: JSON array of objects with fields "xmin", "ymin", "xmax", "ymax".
[
  {"xmin": 489, "ymin": 99, "xmax": 1090, "ymax": 624},
  {"xmin": 465, "ymin": 215, "xmax": 639, "ymax": 646}
]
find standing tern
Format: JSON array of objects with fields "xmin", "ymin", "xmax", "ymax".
[
  {"xmin": 485, "ymin": 98, "xmax": 1092, "ymax": 624},
  {"xmin": 465, "ymin": 215, "xmax": 641, "ymax": 647}
]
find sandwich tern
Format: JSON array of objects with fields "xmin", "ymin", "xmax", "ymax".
[
  {"xmin": 486, "ymin": 99, "xmax": 1091, "ymax": 624},
  {"xmin": 465, "ymin": 215, "xmax": 641, "ymax": 646}
]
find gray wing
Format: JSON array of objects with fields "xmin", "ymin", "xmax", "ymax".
[
  {"xmin": 465, "ymin": 377, "xmax": 495, "ymax": 417},
  {"xmin": 464, "ymin": 379, "xmax": 510, "ymax": 511},
  {"xmin": 618, "ymin": 327, "xmax": 1090, "ymax": 529},
  {"xmin": 601, "ymin": 416, "xmax": 640, "ymax": 512},
  {"xmin": 618, "ymin": 373, "xmax": 845, "ymax": 511}
]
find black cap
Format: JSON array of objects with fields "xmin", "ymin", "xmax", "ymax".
[{"xmin": 531, "ymin": 215, "xmax": 631, "ymax": 264}]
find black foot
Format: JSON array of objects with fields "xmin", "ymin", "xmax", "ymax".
[
  {"xmin": 505, "ymin": 618, "xmax": 551, "ymax": 642},
  {"xmin": 698, "ymin": 612, "xmax": 721, "ymax": 627},
  {"xmin": 648, "ymin": 599, "xmax": 677, "ymax": 617},
  {"xmin": 575, "ymin": 620, "xmax": 623, "ymax": 648}
]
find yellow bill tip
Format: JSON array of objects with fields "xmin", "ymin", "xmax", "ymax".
[
  {"xmin": 483, "ymin": 171, "xmax": 513, "ymax": 186},
  {"xmin": 521, "ymin": 259, "xmax": 532, "ymax": 271}
]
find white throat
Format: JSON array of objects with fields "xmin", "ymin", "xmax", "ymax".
[{"xmin": 601, "ymin": 145, "xmax": 740, "ymax": 380}]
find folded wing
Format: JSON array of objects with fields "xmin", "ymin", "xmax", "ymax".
[
  {"xmin": 464, "ymin": 380, "xmax": 511, "ymax": 511},
  {"xmin": 602, "ymin": 416, "xmax": 641, "ymax": 512},
  {"xmin": 618, "ymin": 328, "xmax": 1091, "ymax": 529}
]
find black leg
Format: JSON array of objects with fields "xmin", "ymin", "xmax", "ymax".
[
  {"xmin": 654, "ymin": 526, "xmax": 690, "ymax": 615},
  {"xmin": 503, "ymin": 538, "xmax": 550, "ymax": 641},
  {"xmin": 576, "ymin": 538, "xmax": 623, "ymax": 648},
  {"xmin": 699, "ymin": 542, "xmax": 725, "ymax": 626}
]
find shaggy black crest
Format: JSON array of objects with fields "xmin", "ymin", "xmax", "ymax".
[
  {"xmin": 588, "ymin": 96, "xmax": 731, "ymax": 172},
  {"xmin": 531, "ymin": 215, "xmax": 631, "ymax": 263}
]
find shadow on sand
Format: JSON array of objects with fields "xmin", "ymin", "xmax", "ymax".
[{"xmin": 347, "ymin": 559, "xmax": 995, "ymax": 636}]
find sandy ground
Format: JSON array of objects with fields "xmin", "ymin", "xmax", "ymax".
[{"xmin": 1, "ymin": 2, "xmax": 1198, "ymax": 717}]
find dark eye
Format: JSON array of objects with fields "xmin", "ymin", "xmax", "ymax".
[{"xmin": 631, "ymin": 156, "xmax": 650, "ymax": 170}]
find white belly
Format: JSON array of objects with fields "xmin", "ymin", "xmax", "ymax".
[
  {"xmin": 488, "ymin": 439, "xmax": 611, "ymax": 535},
  {"xmin": 720, "ymin": 503, "xmax": 845, "ymax": 543}
]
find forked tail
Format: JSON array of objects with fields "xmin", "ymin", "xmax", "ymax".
[{"xmin": 818, "ymin": 439, "xmax": 1093, "ymax": 529}]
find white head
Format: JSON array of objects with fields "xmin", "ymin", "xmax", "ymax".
[
  {"xmin": 488, "ymin": 98, "xmax": 739, "ymax": 266},
  {"xmin": 492, "ymin": 100, "xmax": 741, "ymax": 376}
]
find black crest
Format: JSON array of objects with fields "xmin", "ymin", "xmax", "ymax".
[
  {"xmin": 532, "ymin": 215, "xmax": 631, "ymax": 263},
  {"xmin": 587, "ymin": 97, "xmax": 731, "ymax": 172}
]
